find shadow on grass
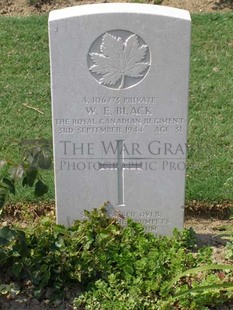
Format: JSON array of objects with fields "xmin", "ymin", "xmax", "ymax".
[{"xmin": 212, "ymin": 0, "xmax": 233, "ymax": 11}]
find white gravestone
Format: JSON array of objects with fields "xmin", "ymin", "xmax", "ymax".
[{"xmin": 49, "ymin": 3, "xmax": 191, "ymax": 235}]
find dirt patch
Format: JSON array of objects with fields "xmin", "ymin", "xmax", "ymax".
[
  {"xmin": 162, "ymin": 0, "xmax": 233, "ymax": 12},
  {"xmin": 0, "ymin": 0, "xmax": 233, "ymax": 16}
]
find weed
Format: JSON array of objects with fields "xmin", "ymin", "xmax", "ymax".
[
  {"xmin": 0, "ymin": 139, "xmax": 52, "ymax": 214},
  {"xmin": 0, "ymin": 207, "xmax": 232, "ymax": 308}
]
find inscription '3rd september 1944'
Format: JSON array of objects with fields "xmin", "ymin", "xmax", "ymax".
[{"xmin": 88, "ymin": 30, "xmax": 151, "ymax": 90}]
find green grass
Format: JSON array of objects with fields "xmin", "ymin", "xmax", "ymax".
[
  {"xmin": 187, "ymin": 14, "xmax": 233, "ymax": 201},
  {"xmin": 0, "ymin": 13, "xmax": 233, "ymax": 202},
  {"xmin": 0, "ymin": 15, "xmax": 53, "ymax": 201}
]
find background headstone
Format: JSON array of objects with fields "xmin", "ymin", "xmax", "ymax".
[{"xmin": 49, "ymin": 3, "xmax": 191, "ymax": 235}]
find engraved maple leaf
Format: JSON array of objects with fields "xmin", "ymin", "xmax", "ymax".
[{"xmin": 89, "ymin": 33, "xmax": 149, "ymax": 89}]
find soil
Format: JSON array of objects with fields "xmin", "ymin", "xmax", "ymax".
[{"xmin": 0, "ymin": 0, "xmax": 233, "ymax": 16}]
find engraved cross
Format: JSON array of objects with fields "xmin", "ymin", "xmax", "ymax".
[{"xmin": 98, "ymin": 140, "xmax": 142, "ymax": 206}]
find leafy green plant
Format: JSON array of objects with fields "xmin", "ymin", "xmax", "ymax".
[
  {"xmin": 72, "ymin": 214, "xmax": 233, "ymax": 309},
  {"xmin": 0, "ymin": 207, "xmax": 233, "ymax": 308},
  {"xmin": 0, "ymin": 283, "xmax": 20, "ymax": 298},
  {"xmin": 0, "ymin": 139, "xmax": 52, "ymax": 213}
]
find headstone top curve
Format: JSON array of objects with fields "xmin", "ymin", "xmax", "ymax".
[{"xmin": 49, "ymin": 3, "xmax": 191, "ymax": 22}]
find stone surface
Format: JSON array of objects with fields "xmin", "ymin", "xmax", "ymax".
[{"xmin": 49, "ymin": 3, "xmax": 191, "ymax": 235}]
